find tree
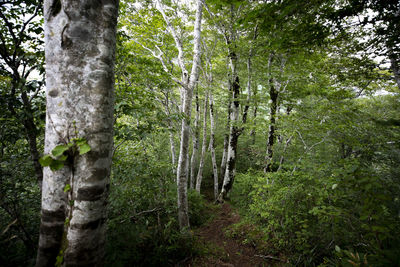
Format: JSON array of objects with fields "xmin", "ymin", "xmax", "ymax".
[
  {"xmin": 155, "ymin": 0, "xmax": 204, "ymax": 230},
  {"xmin": 195, "ymin": 90, "xmax": 208, "ymax": 192},
  {"xmin": 36, "ymin": 1, "xmax": 119, "ymax": 266},
  {"xmin": 0, "ymin": 0, "xmax": 44, "ymax": 188}
]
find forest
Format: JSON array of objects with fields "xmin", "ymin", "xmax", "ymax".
[{"xmin": 0, "ymin": 0, "xmax": 399, "ymax": 266}]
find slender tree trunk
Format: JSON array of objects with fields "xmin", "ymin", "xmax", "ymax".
[
  {"xmin": 160, "ymin": 0, "xmax": 203, "ymax": 230},
  {"xmin": 9, "ymin": 81, "xmax": 43, "ymax": 189},
  {"xmin": 219, "ymin": 99, "xmax": 230, "ymax": 182},
  {"xmin": 36, "ymin": 1, "xmax": 118, "ymax": 266},
  {"xmin": 250, "ymin": 105, "xmax": 257, "ymax": 145},
  {"xmin": 217, "ymin": 5, "xmax": 242, "ymax": 201},
  {"xmin": 264, "ymin": 79, "xmax": 279, "ymax": 173},
  {"xmin": 209, "ymin": 93, "xmax": 218, "ymax": 200},
  {"xmin": 21, "ymin": 101, "xmax": 43, "ymax": 188},
  {"xmin": 190, "ymin": 90, "xmax": 200, "ymax": 189},
  {"xmin": 196, "ymin": 91, "xmax": 208, "ymax": 192},
  {"xmin": 169, "ymin": 132, "xmax": 176, "ymax": 173},
  {"xmin": 277, "ymin": 135, "xmax": 292, "ymax": 171},
  {"xmin": 218, "ymin": 74, "xmax": 240, "ymax": 201}
]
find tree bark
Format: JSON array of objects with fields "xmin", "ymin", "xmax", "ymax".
[
  {"xmin": 219, "ymin": 99, "xmax": 230, "ymax": 182},
  {"xmin": 190, "ymin": 90, "xmax": 200, "ymax": 189},
  {"xmin": 169, "ymin": 131, "xmax": 176, "ymax": 173},
  {"xmin": 157, "ymin": 0, "xmax": 203, "ymax": 230},
  {"xmin": 209, "ymin": 93, "xmax": 219, "ymax": 201},
  {"xmin": 264, "ymin": 79, "xmax": 279, "ymax": 173},
  {"xmin": 36, "ymin": 1, "xmax": 118, "ymax": 266},
  {"xmin": 196, "ymin": 91, "xmax": 208, "ymax": 193},
  {"xmin": 217, "ymin": 4, "xmax": 241, "ymax": 201}
]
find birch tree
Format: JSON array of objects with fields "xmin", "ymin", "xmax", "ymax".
[
  {"xmin": 36, "ymin": 1, "xmax": 119, "ymax": 266},
  {"xmin": 195, "ymin": 91, "xmax": 208, "ymax": 192},
  {"xmin": 155, "ymin": 0, "xmax": 204, "ymax": 230},
  {"xmin": 209, "ymin": 93, "xmax": 218, "ymax": 200},
  {"xmin": 190, "ymin": 90, "xmax": 200, "ymax": 189}
]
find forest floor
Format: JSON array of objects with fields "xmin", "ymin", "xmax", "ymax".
[{"xmin": 179, "ymin": 191, "xmax": 285, "ymax": 267}]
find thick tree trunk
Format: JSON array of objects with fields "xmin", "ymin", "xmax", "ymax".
[
  {"xmin": 264, "ymin": 79, "xmax": 279, "ymax": 173},
  {"xmin": 36, "ymin": 1, "xmax": 118, "ymax": 266},
  {"xmin": 196, "ymin": 91, "xmax": 208, "ymax": 192},
  {"xmin": 209, "ymin": 93, "xmax": 219, "ymax": 201},
  {"xmin": 190, "ymin": 91, "xmax": 200, "ymax": 189}
]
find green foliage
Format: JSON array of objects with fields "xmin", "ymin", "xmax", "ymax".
[
  {"xmin": 39, "ymin": 138, "xmax": 91, "ymax": 171},
  {"xmin": 0, "ymin": 140, "xmax": 41, "ymax": 266},
  {"xmin": 106, "ymin": 137, "xmax": 208, "ymax": 266}
]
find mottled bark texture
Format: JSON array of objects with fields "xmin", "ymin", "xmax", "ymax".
[
  {"xmin": 218, "ymin": 74, "xmax": 240, "ymax": 202},
  {"xmin": 36, "ymin": 1, "xmax": 119, "ymax": 266},
  {"xmin": 195, "ymin": 91, "xmax": 208, "ymax": 193},
  {"xmin": 264, "ymin": 79, "xmax": 278, "ymax": 173},
  {"xmin": 217, "ymin": 4, "xmax": 242, "ymax": 202}
]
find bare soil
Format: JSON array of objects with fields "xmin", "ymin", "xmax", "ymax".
[{"xmin": 179, "ymin": 202, "xmax": 267, "ymax": 267}]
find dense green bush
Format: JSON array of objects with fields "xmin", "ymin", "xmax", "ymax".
[
  {"xmin": 105, "ymin": 139, "xmax": 209, "ymax": 266},
  {"xmin": 0, "ymin": 141, "xmax": 41, "ymax": 266},
  {"xmin": 230, "ymin": 161, "xmax": 400, "ymax": 265}
]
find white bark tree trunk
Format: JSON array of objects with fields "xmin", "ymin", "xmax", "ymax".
[
  {"xmin": 209, "ymin": 93, "xmax": 219, "ymax": 201},
  {"xmin": 36, "ymin": 1, "xmax": 119, "ymax": 266},
  {"xmin": 169, "ymin": 131, "xmax": 176, "ymax": 172},
  {"xmin": 219, "ymin": 103, "xmax": 230, "ymax": 182},
  {"xmin": 190, "ymin": 91, "xmax": 200, "ymax": 189},
  {"xmin": 195, "ymin": 91, "xmax": 208, "ymax": 192},
  {"xmin": 157, "ymin": 0, "xmax": 203, "ymax": 230},
  {"xmin": 217, "ymin": 4, "xmax": 241, "ymax": 201}
]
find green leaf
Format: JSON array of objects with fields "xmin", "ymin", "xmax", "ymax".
[
  {"xmin": 52, "ymin": 145, "xmax": 69, "ymax": 157},
  {"xmin": 78, "ymin": 143, "xmax": 91, "ymax": 155},
  {"xmin": 58, "ymin": 154, "xmax": 68, "ymax": 161},
  {"xmin": 39, "ymin": 155, "xmax": 53, "ymax": 167},
  {"xmin": 64, "ymin": 184, "xmax": 71, "ymax": 192},
  {"xmin": 335, "ymin": 245, "xmax": 341, "ymax": 253},
  {"xmin": 50, "ymin": 160, "xmax": 64, "ymax": 171}
]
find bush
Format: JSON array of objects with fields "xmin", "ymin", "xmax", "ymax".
[
  {"xmin": 105, "ymin": 139, "xmax": 208, "ymax": 266},
  {"xmin": 230, "ymin": 163, "xmax": 400, "ymax": 266}
]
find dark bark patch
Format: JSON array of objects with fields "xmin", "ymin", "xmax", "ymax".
[
  {"xmin": 61, "ymin": 25, "xmax": 73, "ymax": 49},
  {"xmin": 50, "ymin": 0, "xmax": 62, "ymax": 18},
  {"xmin": 48, "ymin": 89, "xmax": 59, "ymax": 97},
  {"xmin": 65, "ymin": 241, "xmax": 105, "ymax": 266},
  {"xmin": 41, "ymin": 208, "xmax": 66, "ymax": 222},
  {"xmin": 76, "ymin": 185, "xmax": 105, "ymax": 201},
  {"xmin": 39, "ymin": 223, "xmax": 64, "ymax": 238},
  {"xmin": 70, "ymin": 217, "xmax": 105, "ymax": 230},
  {"xmin": 85, "ymin": 168, "xmax": 108, "ymax": 182},
  {"xmin": 37, "ymin": 245, "xmax": 60, "ymax": 266}
]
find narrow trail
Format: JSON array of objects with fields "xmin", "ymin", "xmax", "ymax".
[{"xmin": 181, "ymin": 200, "xmax": 267, "ymax": 267}]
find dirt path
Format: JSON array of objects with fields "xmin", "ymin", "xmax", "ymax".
[{"xmin": 181, "ymin": 202, "xmax": 266, "ymax": 267}]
